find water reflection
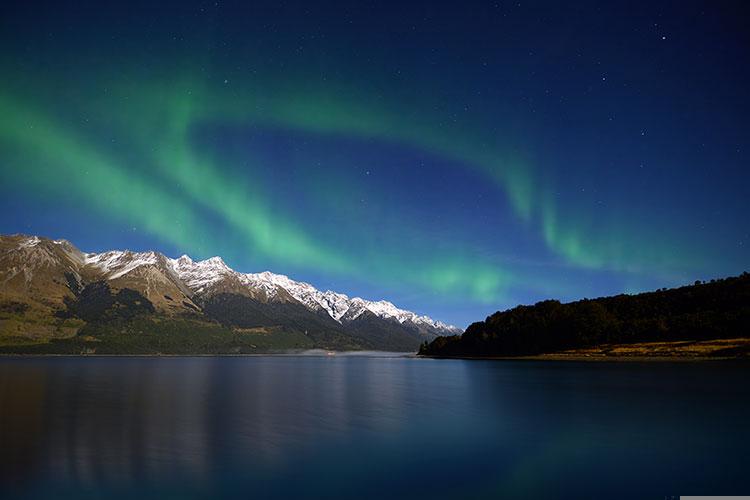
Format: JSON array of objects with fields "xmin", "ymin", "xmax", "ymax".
[
  {"xmin": 1, "ymin": 357, "xmax": 748, "ymax": 499},
  {"xmin": 1, "ymin": 358, "xmax": 214, "ymax": 489},
  {"xmin": 462, "ymin": 361, "xmax": 750, "ymax": 498},
  {"xmin": 0, "ymin": 356, "xmax": 475, "ymax": 498}
]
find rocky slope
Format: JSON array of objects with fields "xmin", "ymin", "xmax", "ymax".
[{"xmin": 0, "ymin": 234, "xmax": 460, "ymax": 353}]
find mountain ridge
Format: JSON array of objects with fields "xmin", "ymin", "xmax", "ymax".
[{"xmin": 0, "ymin": 233, "xmax": 460, "ymax": 353}]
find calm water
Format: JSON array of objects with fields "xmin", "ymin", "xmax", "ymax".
[{"xmin": 1, "ymin": 355, "xmax": 748, "ymax": 499}]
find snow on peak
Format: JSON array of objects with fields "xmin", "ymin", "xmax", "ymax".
[
  {"xmin": 357, "ymin": 299, "xmax": 455, "ymax": 331},
  {"xmin": 366, "ymin": 299, "xmax": 404, "ymax": 318},
  {"xmin": 238, "ymin": 270, "xmax": 459, "ymax": 332},
  {"xmin": 3, "ymin": 235, "xmax": 460, "ymax": 333},
  {"xmin": 85, "ymin": 250, "xmax": 162, "ymax": 280},
  {"xmin": 78, "ymin": 244, "xmax": 458, "ymax": 333},
  {"xmin": 19, "ymin": 236, "xmax": 41, "ymax": 248},
  {"xmin": 167, "ymin": 254, "xmax": 235, "ymax": 293},
  {"xmin": 177, "ymin": 254, "xmax": 193, "ymax": 265},
  {"xmin": 204, "ymin": 256, "xmax": 228, "ymax": 268},
  {"xmin": 239, "ymin": 270, "xmax": 336, "ymax": 310}
]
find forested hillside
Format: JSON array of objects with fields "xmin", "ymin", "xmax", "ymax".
[{"xmin": 420, "ymin": 273, "xmax": 750, "ymax": 357}]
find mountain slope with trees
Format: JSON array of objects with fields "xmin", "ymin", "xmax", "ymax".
[
  {"xmin": 419, "ymin": 273, "xmax": 750, "ymax": 358},
  {"xmin": 0, "ymin": 234, "xmax": 459, "ymax": 354}
]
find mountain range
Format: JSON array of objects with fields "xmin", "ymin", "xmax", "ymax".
[{"xmin": 0, "ymin": 234, "xmax": 460, "ymax": 354}]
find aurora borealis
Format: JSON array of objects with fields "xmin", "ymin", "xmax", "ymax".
[{"xmin": 1, "ymin": 1, "xmax": 748, "ymax": 326}]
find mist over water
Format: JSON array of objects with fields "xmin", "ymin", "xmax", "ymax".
[
  {"xmin": 286, "ymin": 350, "xmax": 412, "ymax": 357},
  {"xmin": 1, "ymin": 356, "xmax": 748, "ymax": 499}
]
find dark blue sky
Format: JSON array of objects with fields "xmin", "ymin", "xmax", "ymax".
[{"xmin": 1, "ymin": 0, "xmax": 748, "ymax": 327}]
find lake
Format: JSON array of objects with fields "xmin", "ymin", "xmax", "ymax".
[{"xmin": 1, "ymin": 355, "xmax": 748, "ymax": 499}]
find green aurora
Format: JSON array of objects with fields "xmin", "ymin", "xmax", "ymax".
[
  {"xmin": 0, "ymin": 7, "xmax": 746, "ymax": 324},
  {"xmin": 0, "ymin": 70, "xmax": 723, "ymax": 300}
]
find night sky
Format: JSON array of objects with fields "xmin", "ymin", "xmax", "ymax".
[{"xmin": 1, "ymin": 1, "xmax": 748, "ymax": 327}]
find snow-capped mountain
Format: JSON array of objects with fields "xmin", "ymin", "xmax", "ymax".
[
  {"xmin": 0, "ymin": 234, "xmax": 461, "ymax": 352},
  {"xmin": 168, "ymin": 254, "xmax": 234, "ymax": 293},
  {"xmin": 233, "ymin": 270, "xmax": 460, "ymax": 334},
  {"xmin": 78, "ymin": 245, "xmax": 459, "ymax": 335},
  {"xmin": 164, "ymin": 250, "xmax": 460, "ymax": 335}
]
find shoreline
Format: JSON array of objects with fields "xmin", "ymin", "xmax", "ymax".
[
  {"xmin": 2, "ymin": 339, "xmax": 749, "ymax": 361},
  {"xmin": 0, "ymin": 353, "xmax": 745, "ymax": 362},
  {"xmin": 419, "ymin": 338, "xmax": 750, "ymax": 362},
  {"xmin": 0, "ymin": 351, "xmax": 417, "ymax": 359},
  {"xmin": 418, "ymin": 354, "xmax": 744, "ymax": 362}
]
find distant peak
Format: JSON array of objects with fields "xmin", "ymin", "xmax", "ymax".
[
  {"xmin": 203, "ymin": 256, "xmax": 228, "ymax": 267},
  {"xmin": 19, "ymin": 235, "xmax": 42, "ymax": 248},
  {"xmin": 256, "ymin": 270, "xmax": 289, "ymax": 281}
]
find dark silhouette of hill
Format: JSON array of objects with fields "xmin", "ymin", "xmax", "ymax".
[{"xmin": 419, "ymin": 272, "xmax": 750, "ymax": 358}]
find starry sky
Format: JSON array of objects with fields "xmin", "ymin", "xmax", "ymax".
[{"xmin": 1, "ymin": 0, "xmax": 748, "ymax": 327}]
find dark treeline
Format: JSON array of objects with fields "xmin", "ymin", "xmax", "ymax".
[{"xmin": 420, "ymin": 272, "xmax": 750, "ymax": 357}]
